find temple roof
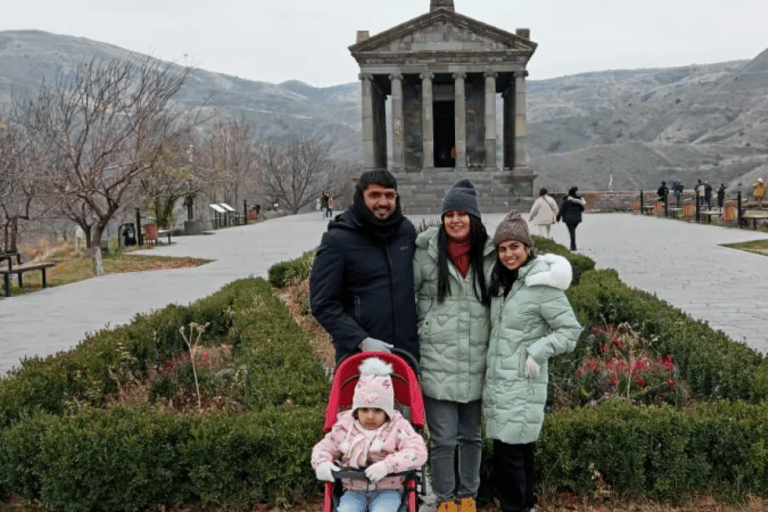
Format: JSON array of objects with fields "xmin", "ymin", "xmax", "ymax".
[{"xmin": 349, "ymin": 7, "xmax": 536, "ymax": 62}]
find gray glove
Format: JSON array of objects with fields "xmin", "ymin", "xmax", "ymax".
[{"xmin": 360, "ymin": 337, "xmax": 393, "ymax": 352}]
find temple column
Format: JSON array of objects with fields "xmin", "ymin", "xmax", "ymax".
[
  {"xmin": 360, "ymin": 73, "xmax": 375, "ymax": 169},
  {"xmin": 514, "ymin": 70, "xmax": 530, "ymax": 169},
  {"xmin": 421, "ymin": 72, "xmax": 434, "ymax": 169},
  {"xmin": 484, "ymin": 71, "xmax": 497, "ymax": 169},
  {"xmin": 389, "ymin": 73, "xmax": 405, "ymax": 172},
  {"xmin": 453, "ymin": 71, "xmax": 466, "ymax": 171}
]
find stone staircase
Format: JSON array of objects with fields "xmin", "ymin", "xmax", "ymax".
[{"xmin": 394, "ymin": 170, "xmax": 537, "ymax": 215}]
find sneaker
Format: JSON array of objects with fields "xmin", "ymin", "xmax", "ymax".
[
  {"xmin": 436, "ymin": 501, "xmax": 458, "ymax": 512},
  {"xmin": 458, "ymin": 497, "xmax": 476, "ymax": 512}
]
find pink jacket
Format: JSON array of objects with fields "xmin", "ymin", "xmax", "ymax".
[{"xmin": 311, "ymin": 410, "xmax": 427, "ymax": 490}]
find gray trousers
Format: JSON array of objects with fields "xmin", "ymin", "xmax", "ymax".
[{"xmin": 424, "ymin": 397, "xmax": 482, "ymax": 502}]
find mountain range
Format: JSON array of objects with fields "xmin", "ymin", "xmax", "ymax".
[{"xmin": 2, "ymin": 29, "xmax": 767, "ymax": 194}]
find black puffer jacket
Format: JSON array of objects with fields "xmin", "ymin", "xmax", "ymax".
[
  {"xmin": 557, "ymin": 195, "xmax": 586, "ymax": 225},
  {"xmin": 309, "ymin": 193, "xmax": 418, "ymax": 363}
]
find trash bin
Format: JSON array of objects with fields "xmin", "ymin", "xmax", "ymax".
[{"xmin": 144, "ymin": 223, "xmax": 158, "ymax": 245}]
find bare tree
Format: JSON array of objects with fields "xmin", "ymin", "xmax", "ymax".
[
  {"xmin": 196, "ymin": 116, "xmax": 259, "ymax": 210},
  {"xmin": 0, "ymin": 114, "xmax": 40, "ymax": 253},
  {"xmin": 257, "ymin": 134, "xmax": 334, "ymax": 214},
  {"xmin": 138, "ymin": 136, "xmax": 199, "ymax": 229},
  {"xmin": 13, "ymin": 56, "xmax": 191, "ymax": 275}
]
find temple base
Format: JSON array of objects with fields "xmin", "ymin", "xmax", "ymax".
[{"xmin": 391, "ymin": 168, "xmax": 537, "ymax": 215}]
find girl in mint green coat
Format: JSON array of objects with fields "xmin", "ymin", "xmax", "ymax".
[{"xmin": 483, "ymin": 211, "xmax": 582, "ymax": 512}]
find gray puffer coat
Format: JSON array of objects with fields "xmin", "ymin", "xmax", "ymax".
[
  {"xmin": 483, "ymin": 254, "xmax": 582, "ymax": 445},
  {"xmin": 413, "ymin": 227, "xmax": 496, "ymax": 402}
]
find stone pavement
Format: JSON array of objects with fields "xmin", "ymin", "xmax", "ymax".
[{"xmin": 1, "ymin": 212, "xmax": 767, "ymax": 375}]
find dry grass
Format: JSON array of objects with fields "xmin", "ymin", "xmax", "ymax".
[{"xmin": 2, "ymin": 238, "xmax": 212, "ymax": 296}]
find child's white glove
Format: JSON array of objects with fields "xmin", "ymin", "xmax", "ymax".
[
  {"xmin": 365, "ymin": 461, "xmax": 389, "ymax": 483},
  {"xmin": 525, "ymin": 356, "xmax": 541, "ymax": 379},
  {"xmin": 315, "ymin": 461, "xmax": 340, "ymax": 482}
]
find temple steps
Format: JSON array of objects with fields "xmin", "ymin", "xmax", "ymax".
[{"xmin": 393, "ymin": 170, "xmax": 536, "ymax": 215}]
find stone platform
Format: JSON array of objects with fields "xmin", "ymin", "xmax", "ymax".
[{"xmin": 395, "ymin": 170, "xmax": 536, "ymax": 215}]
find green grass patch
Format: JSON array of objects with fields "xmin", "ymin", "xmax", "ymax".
[{"xmin": 722, "ymin": 238, "xmax": 768, "ymax": 256}]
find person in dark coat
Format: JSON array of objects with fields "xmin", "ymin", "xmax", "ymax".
[
  {"xmin": 556, "ymin": 186, "xmax": 586, "ymax": 251},
  {"xmin": 657, "ymin": 181, "xmax": 669, "ymax": 203},
  {"xmin": 310, "ymin": 170, "xmax": 419, "ymax": 363},
  {"xmin": 717, "ymin": 183, "xmax": 726, "ymax": 210}
]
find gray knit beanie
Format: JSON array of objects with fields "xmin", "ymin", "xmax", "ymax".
[
  {"xmin": 493, "ymin": 210, "xmax": 533, "ymax": 247},
  {"xmin": 442, "ymin": 178, "xmax": 481, "ymax": 219}
]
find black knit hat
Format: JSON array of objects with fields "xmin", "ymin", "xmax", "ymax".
[{"xmin": 442, "ymin": 178, "xmax": 481, "ymax": 219}]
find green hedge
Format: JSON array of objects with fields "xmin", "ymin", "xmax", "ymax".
[
  {"xmin": 3, "ymin": 242, "xmax": 768, "ymax": 510},
  {"xmin": 564, "ymin": 268, "xmax": 768, "ymax": 402},
  {"xmin": 0, "ymin": 406, "xmax": 323, "ymax": 512},
  {"xmin": 0, "ymin": 277, "xmax": 329, "ymax": 511},
  {"xmin": 538, "ymin": 399, "xmax": 768, "ymax": 499}
]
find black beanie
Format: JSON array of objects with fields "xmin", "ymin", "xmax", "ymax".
[{"xmin": 442, "ymin": 178, "xmax": 481, "ymax": 219}]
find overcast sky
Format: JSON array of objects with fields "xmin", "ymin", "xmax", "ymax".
[{"xmin": 3, "ymin": 0, "xmax": 767, "ymax": 87}]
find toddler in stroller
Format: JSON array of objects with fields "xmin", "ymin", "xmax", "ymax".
[{"xmin": 312, "ymin": 353, "xmax": 428, "ymax": 512}]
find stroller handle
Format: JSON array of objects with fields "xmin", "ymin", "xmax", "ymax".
[
  {"xmin": 331, "ymin": 467, "xmax": 418, "ymax": 481},
  {"xmin": 336, "ymin": 347, "xmax": 420, "ymax": 375}
]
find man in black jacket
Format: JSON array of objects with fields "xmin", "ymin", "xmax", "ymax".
[{"xmin": 309, "ymin": 170, "xmax": 418, "ymax": 363}]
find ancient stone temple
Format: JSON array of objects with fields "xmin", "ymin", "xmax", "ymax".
[{"xmin": 348, "ymin": 0, "xmax": 538, "ymax": 214}]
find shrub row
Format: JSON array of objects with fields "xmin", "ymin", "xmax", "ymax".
[
  {"xmin": 538, "ymin": 398, "xmax": 768, "ymax": 499},
  {"xmin": 0, "ymin": 405, "xmax": 323, "ymax": 512},
  {"xmin": 0, "ymin": 277, "xmax": 329, "ymax": 511},
  {"xmin": 563, "ymin": 268, "xmax": 768, "ymax": 402}
]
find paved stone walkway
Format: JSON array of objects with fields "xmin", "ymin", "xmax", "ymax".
[{"xmin": 1, "ymin": 212, "xmax": 766, "ymax": 375}]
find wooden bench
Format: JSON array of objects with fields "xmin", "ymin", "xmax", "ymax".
[
  {"xmin": 699, "ymin": 210, "xmax": 723, "ymax": 224},
  {"xmin": 0, "ymin": 262, "xmax": 57, "ymax": 297},
  {"xmin": 742, "ymin": 213, "xmax": 768, "ymax": 230},
  {"xmin": 0, "ymin": 252, "xmax": 21, "ymax": 270}
]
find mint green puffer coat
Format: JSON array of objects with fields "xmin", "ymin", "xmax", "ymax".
[
  {"xmin": 483, "ymin": 255, "xmax": 582, "ymax": 445},
  {"xmin": 413, "ymin": 227, "xmax": 496, "ymax": 402}
]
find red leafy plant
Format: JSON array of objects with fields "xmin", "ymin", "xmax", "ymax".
[{"xmin": 557, "ymin": 322, "xmax": 689, "ymax": 408}]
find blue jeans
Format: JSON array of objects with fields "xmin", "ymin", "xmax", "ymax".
[
  {"xmin": 424, "ymin": 397, "xmax": 482, "ymax": 501},
  {"xmin": 338, "ymin": 489, "xmax": 402, "ymax": 512}
]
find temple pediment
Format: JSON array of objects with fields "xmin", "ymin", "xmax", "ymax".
[{"xmin": 349, "ymin": 8, "xmax": 536, "ymax": 60}]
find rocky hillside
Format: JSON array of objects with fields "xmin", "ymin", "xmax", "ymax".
[{"xmin": 2, "ymin": 29, "xmax": 767, "ymax": 194}]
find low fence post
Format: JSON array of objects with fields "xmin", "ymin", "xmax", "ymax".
[{"xmin": 135, "ymin": 208, "xmax": 143, "ymax": 246}]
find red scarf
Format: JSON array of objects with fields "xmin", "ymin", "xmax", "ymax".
[{"xmin": 448, "ymin": 238, "xmax": 471, "ymax": 277}]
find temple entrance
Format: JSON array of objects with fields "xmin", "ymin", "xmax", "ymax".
[{"xmin": 433, "ymin": 100, "xmax": 455, "ymax": 168}]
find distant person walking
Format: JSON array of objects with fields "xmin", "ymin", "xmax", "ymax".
[
  {"xmin": 321, "ymin": 192, "xmax": 330, "ymax": 219},
  {"xmin": 556, "ymin": 187, "xmax": 586, "ymax": 251},
  {"xmin": 753, "ymin": 178, "xmax": 765, "ymax": 207},
  {"xmin": 657, "ymin": 181, "xmax": 669, "ymax": 203},
  {"xmin": 528, "ymin": 188, "xmax": 559, "ymax": 240},
  {"xmin": 326, "ymin": 194, "xmax": 334, "ymax": 219},
  {"xmin": 695, "ymin": 179, "xmax": 706, "ymax": 209},
  {"xmin": 704, "ymin": 182, "xmax": 713, "ymax": 209},
  {"xmin": 717, "ymin": 183, "xmax": 726, "ymax": 211}
]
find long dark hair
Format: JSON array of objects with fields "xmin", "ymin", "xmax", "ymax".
[
  {"xmin": 437, "ymin": 215, "xmax": 490, "ymax": 307},
  {"xmin": 489, "ymin": 248, "xmax": 536, "ymax": 299}
]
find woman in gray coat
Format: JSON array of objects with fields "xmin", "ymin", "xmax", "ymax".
[{"xmin": 484, "ymin": 211, "xmax": 582, "ymax": 512}]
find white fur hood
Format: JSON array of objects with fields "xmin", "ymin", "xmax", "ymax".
[{"xmin": 523, "ymin": 253, "xmax": 573, "ymax": 291}]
